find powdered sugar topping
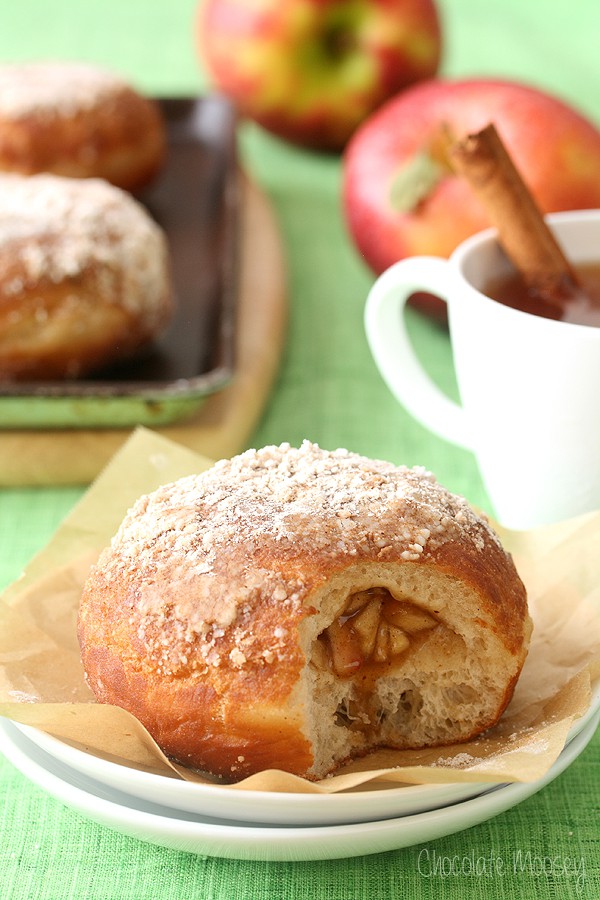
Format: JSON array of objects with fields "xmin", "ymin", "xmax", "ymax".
[
  {"xmin": 0, "ymin": 62, "xmax": 128, "ymax": 118},
  {"xmin": 176, "ymin": 441, "xmax": 491, "ymax": 562},
  {"xmin": 0, "ymin": 173, "xmax": 168, "ymax": 318},
  {"xmin": 95, "ymin": 442, "xmax": 500, "ymax": 676}
]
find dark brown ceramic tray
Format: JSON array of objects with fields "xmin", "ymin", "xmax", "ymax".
[{"xmin": 0, "ymin": 95, "xmax": 239, "ymax": 429}]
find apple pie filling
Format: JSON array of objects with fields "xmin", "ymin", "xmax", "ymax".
[
  {"xmin": 318, "ymin": 587, "xmax": 439, "ymax": 678},
  {"xmin": 314, "ymin": 587, "xmax": 441, "ymax": 730}
]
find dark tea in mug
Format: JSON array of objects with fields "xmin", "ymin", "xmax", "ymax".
[{"xmin": 483, "ymin": 262, "xmax": 600, "ymax": 327}]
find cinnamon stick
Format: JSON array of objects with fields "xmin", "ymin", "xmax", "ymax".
[{"xmin": 448, "ymin": 123, "xmax": 579, "ymax": 302}]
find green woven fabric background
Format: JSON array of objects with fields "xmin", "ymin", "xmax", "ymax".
[{"xmin": 1, "ymin": 1, "xmax": 599, "ymax": 897}]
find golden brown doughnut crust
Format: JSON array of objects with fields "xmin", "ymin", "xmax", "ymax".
[
  {"xmin": 78, "ymin": 442, "xmax": 531, "ymax": 781},
  {"xmin": 0, "ymin": 173, "xmax": 173, "ymax": 380},
  {"xmin": 0, "ymin": 62, "xmax": 165, "ymax": 191}
]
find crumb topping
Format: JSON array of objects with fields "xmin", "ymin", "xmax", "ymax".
[
  {"xmin": 0, "ymin": 62, "xmax": 128, "ymax": 118},
  {"xmin": 0, "ymin": 173, "xmax": 168, "ymax": 318},
  {"xmin": 94, "ymin": 442, "xmax": 499, "ymax": 676}
]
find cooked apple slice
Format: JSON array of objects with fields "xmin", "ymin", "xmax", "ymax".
[
  {"xmin": 351, "ymin": 599, "xmax": 382, "ymax": 657},
  {"xmin": 325, "ymin": 618, "xmax": 362, "ymax": 677},
  {"xmin": 385, "ymin": 602, "xmax": 437, "ymax": 633},
  {"xmin": 388, "ymin": 624, "xmax": 410, "ymax": 656}
]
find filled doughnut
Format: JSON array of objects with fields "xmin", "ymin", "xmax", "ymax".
[
  {"xmin": 0, "ymin": 173, "xmax": 172, "ymax": 380},
  {"xmin": 78, "ymin": 442, "xmax": 532, "ymax": 781},
  {"xmin": 0, "ymin": 61, "xmax": 165, "ymax": 191}
]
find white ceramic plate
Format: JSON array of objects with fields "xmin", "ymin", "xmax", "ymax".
[
  {"xmin": 13, "ymin": 678, "xmax": 600, "ymax": 827},
  {"xmin": 14, "ymin": 727, "xmax": 493, "ymax": 826},
  {"xmin": 1, "ymin": 713, "xmax": 598, "ymax": 861}
]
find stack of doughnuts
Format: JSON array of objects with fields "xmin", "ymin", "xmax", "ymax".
[{"xmin": 0, "ymin": 62, "xmax": 172, "ymax": 380}]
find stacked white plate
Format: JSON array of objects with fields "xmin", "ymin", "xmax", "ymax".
[{"xmin": 1, "ymin": 689, "xmax": 598, "ymax": 862}]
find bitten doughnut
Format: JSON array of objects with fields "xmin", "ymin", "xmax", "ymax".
[
  {"xmin": 0, "ymin": 61, "xmax": 165, "ymax": 191},
  {"xmin": 0, "ymin": 173, "xmax": 173, "ymax": 380},
  {"xmin": 78, "ymin": 442, "xmax": 532, "ymax": 781}
]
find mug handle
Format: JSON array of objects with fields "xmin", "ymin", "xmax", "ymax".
[{"xmin": 364, "ymin": 257, "xmax": 473, "ymax": 450}]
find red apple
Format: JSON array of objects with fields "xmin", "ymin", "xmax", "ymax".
[
  {"xmin": 197, "ymin": 0, "xmax": 442, "ymax": 152},
  {"xmin": 343, "ymin": 78, "xmax": 600, "ymax": 317}
]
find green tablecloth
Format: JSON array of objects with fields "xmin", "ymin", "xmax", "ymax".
[{"xmin": 1, "ymin": 1, "xmax": 599, "ymax": 897}]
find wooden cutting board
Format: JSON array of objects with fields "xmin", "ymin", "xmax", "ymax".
[{"xmin": 0, "ymin": 178, "xmax": 287, "ymax": 486}]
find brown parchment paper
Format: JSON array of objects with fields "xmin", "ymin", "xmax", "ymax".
[{"xmin": 1, "ymin": 427, "xmax": 599, "ymax": 795}]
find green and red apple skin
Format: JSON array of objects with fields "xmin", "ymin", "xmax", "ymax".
[
  {"xmin": 197, "ymin": 0, "xmax": 442, "ymax": 151},
  {"xmin": 343, "ymin": 78, "xmax": 600, "ymax": 281}
]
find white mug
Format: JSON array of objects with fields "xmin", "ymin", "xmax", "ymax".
[{"xmin": 365, "ymin": 209, "xmax": 600, "ymax": 530}]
